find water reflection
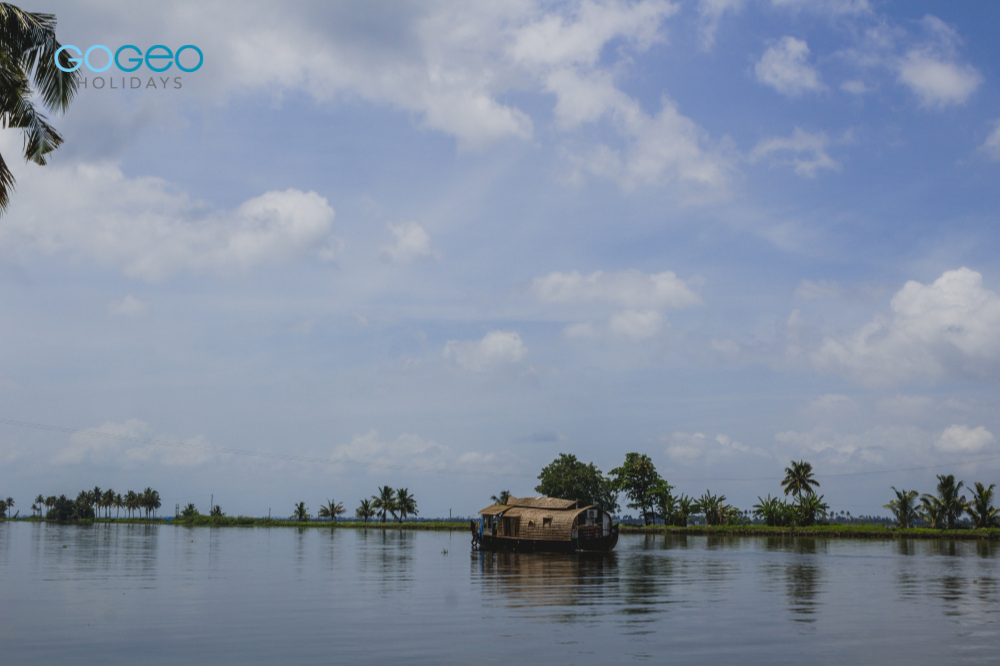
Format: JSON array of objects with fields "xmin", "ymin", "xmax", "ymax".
[
  {"xmin": 759, "ymin": 538, "xmax": 825, "ymax": 624},
  {"xmin": 474, "ymin": 551, "xmax": 619, "ymax": 623},
  {"xmin": 356, "ymin": 529, "xmax": 415, "ymax": 594}
]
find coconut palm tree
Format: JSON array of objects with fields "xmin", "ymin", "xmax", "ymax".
[
  {"xmin": 114, "ymin": 493, "xmax": 123, "ymax": 519},
  {"xmin": 318, "ymin": 499, "xmax": 345, "ymax": 523},
  {"xmin": 4, "ymin": 496, "xmax": 13, "ymax": 517},
  {"xmin": 356, "ymin": 498, "xmax": 375, "ymax": 523},
  {"xmin": 0, "ymin": 4, "xmax": 79, "ymax": 213},
  {"xmin": 490, "ymin": 490, "xmax": 511, "ymax": 505},
  {"xmin": 966, "ymin": 482, "xmax": 999, "ymax": 529},
  {"xmin": 395, "ymin": 488, "xmax": 417, "ymax": 523},
  {"xmin": 782, "ymin": 460, "xmax": 819, "ymax": 499},
  {"xmin": 925, "ymin": 475, "xmax": 966, "ymax": 530},
  {"xmin": 102, "ymin": 489, "xmax": 115, "ymax": 519},
  {"xmin": 34, "ymin": 494, "xmax": 44, "ymax": 517},
  {"xmin": 125, "ymin": 490, "xmax": 139, "ymax": 518},
  {"xmin": 884, "ymin": 487, "xmax": 920, "ymax": 529},
  {"xmin": 372, "ymin": 485, "xmax": 397, "ymax": 524},
  {"xmin": 0, "ymin": 498, "xmax": 6, "ymax": 518},
  {"xmin": 293, "ymin": 501, "xmax": 309, "ymax": 522},
  {"xmin": 919, "ymin": 494, "xmax": 944, "ymax": 528},
  {"xmin": 795, "ymin": 492, "xmax": 828, "ymax": 527}
]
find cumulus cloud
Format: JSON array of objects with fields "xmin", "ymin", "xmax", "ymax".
[
  {"xmin": 443, "ymin": 330, "xmax": 528, "ymax": 372},
  {"xmin": 109, "ymin": 295, "xmax": 149, "ymax": 317},
  {"xmin": 896, "ymin": 15, "xmax": 981, "ymax": 108},
  {"xmin": 330, "ymin": 429, "xmax": 503, "ymax": 473},
  {"xmin": 697, "ymin": 0, "xmax": 743, "ymax": 51},
  {"xmin": 755, "ymin": 37, "xmax": 824, "ymax": 97},
  {"xmin": 664, "ymin": 431, "xmax": 765, "ymax": 464},
  {"xmin": 54, "ymin": 420, "xmax": 217, "ymax": 467},
  {"xmin": 532, "ymin": 269, "xmax": 700, "ymax": 309},
  {"xmin": 812, "ymin": 268, "xmax": 1000, "ymax": 386},
  {"xmin": 980, "ymin": 121, "xmax": 1000, "ymax": 161},
  {"xmin": 934, "ymin": 425, "xmax": 994, "ymax": 454},
  {"xmin": 1, "ymin": 161, "xmax": 338, "ymax": 281},
  {"xmin": 533, "ymin": 269, "xmax": 699, "ymax": 340},
  {"xmin": 751, "ymin": 128, "xmax": 839, "ymax": 177},
  {"xmin": 379, "ymin": 222, "xmax": 437, "ymax": 264}
]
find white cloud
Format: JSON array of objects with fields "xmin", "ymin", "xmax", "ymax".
[
  {"xmin": 897, "ymin": 51, "xmax": 981, "ymax": 108},
  {"xmin": 979, "ymin": 121, "xmax": 1000, "ymax": 161},
  {"xmin": 109, "ymin": 295, "xmax": 149, "ymax": 317},
  {"xmin": 770, "ymin": 0, "xmax": 870, "ymax": 14},
  {"xmin": 379, "ymin": 222, "xmax": 438, "ymax": 264},
  {"xmin": 2, "ymin": 161, "xmax": 337, "ymax": 281},
  {"xmin": 609, "ymin": 309, "xmax": 663, "ymax": 340},
  {"xmin": 751, "ymin": 128, "xmax": 839, "ymax": 177},
  {"xmin": 812, "ymin": 268, "xmax": 1000, "ymax": 386},
  {"xmin": 840, "ymin": 79, "xmax": 868, "ymax": 94},
  {"xmin": 664, "ymin": 431, "xmax": 764, "ymax": 464},
  {"xmin": 697, "ymin": 0, "xmax": 744, "ymax": 51},
  {"xmin": 795, "ymin": 279, "xmax": 843, "ymax": 301},
  {"xmin": 534, "ymin": 269, "xmax": 699, "ymax": 341},
  {"xmin": 934, "ymin": 425, "xmax": 994, "ymax": 454},
  {"xmin": 54, "ymin": 420, "xmax": 216, "ymax": 467},
  {"xmin": 532, "ymin": 269, "xmax": 700, "ymax": 309},
  {"xmin": 443, "ymin": 330, "xmax": 528, "ymax": 372},
  {"xmin": 755, "ymin": 37, "xmax": 824, "ymax": 97}
]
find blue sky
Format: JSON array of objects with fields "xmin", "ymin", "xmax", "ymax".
[{"xmin": 1, "ymin": 0, "xmax": 999, "ymax": 519}]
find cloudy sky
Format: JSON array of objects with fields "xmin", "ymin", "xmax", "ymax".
[{"xmin": 2, "ymin": 0, "xmax": 999, "ymax": 518}]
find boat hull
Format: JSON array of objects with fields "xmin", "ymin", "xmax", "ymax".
[{"xmin": 474, "ymin": 525, "xmax": 619, "ymax": 553}]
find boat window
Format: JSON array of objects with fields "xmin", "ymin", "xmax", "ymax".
[{"xmin": 542, "ymin": 517, "xmax": 552, "ymax": 527}]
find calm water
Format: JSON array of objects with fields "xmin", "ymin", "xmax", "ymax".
[{"xmin": 1, "ymin": 522, "xmax": 998, "ymax": 664}]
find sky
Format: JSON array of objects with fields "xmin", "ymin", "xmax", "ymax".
[{"xmin": 1, "ymin": 0, "xmax": 999, "ymax": 519}]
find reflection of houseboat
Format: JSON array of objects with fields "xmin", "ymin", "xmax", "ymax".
[{"xmin": 472, "ymin": 496, "xmax": 619, "ymax": 553}]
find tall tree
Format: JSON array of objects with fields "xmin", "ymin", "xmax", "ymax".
[
  {"xmin": 395, "ymin": 488, "xmax": 417, "ymax": 523},
  {"xmin": 609, "ymin": 452, "xmax": 660, "ymax": 525},
  {"xmin": 781, "ymin": 461, "xmax": 819, "ymax": 499},
  {"xmin": 294, "ymin": 501, "xmax": 309, "ymax": 522},
  {"xmin": 966, "ymin": 482, "xmax": 998, "ymax": 529},
  {"xmin": 536, "ymin": 453, "xmax": 618, "ymax": 512},
  {"xmin": 356, "ymin": 498, "xmax": 375, "ymax": 523},
  {"xmin": 318, "ymin": 499, "xmax": 345, "ymax": 523},
  {"xmin": 0, "ymin": 3, "xmax": 79, "ymax": 212},
  {"xmin": 102, "ymin": 489, "xmax": 115, "ymax": 519},
  {"xmin": 372, "ymin": 485, "xmax": 397, "ymax": 524},
  {"xmin": 490, "ymin": 490, "xmax": 511, "ymax": 506},
  {"xmin": 883, "ymin": 487, "xmax": 919, "ymax": 529},
  {"xmin": 925, "ymin": 474, "xmax": 966, "ymax": 530}
]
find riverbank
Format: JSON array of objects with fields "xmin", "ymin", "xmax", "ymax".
[
  {"xmin": 619, "ymin": 524, "xmax": 1000, "ymax": 540},
  {"xmin": 1, "ymin": 516, "xmax": 471, "ymax": 530}
]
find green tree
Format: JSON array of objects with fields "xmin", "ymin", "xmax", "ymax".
[
  {"xmin": 673, "ymin": 495, "xmax": 696, "ymax": 527},
  {"xmin": 181, "ymin": 503, "xmax": 200, "ymax": 518},
  {"xmin": 395, "ymin": 488, "xmax": 417, "ymax": 523},
  {"xmin": 919, "ymin": 494, "xmax": 944, "ymax": 528},
  {"xmin": 34, "ymin": 494, "xmax": 44, "ymax": 517},
  {"xmin": 754, "ymin": 494, "xmax": 793, "ymax": 527},
  {"xmin": 651, "ymin": 480, "xmax": 676, "ymax": 525},
  {"xmin": 0, "ymin": 498, "xmax": 6, "ymax": 518},
  {"xmin": 102, "ymin": 489, "xmax": 115, "ymax": 519},
  {"xmin": 125, "ymin": 490, "xmax": 139, "ymax": 519},
  {"xmin": 535, "ymin": 453, "xmax": 619, "ymax": 512},
  {"xmin": 695, "ymin": 490, "xmax": 729, "ymax": 526},
  {"xmin": 372, "ymin": 485, "xmax": 397, "ymax": 524},
  {"xmin": 795, "ymin": 492, "xmax": 828, "ymax": 527},
  {"xmin": 966, "ymin": 482, "xmax": 999, "ymax": 529},
  {"xmin": 781, "ymin": 460, "xmax": 819, "ymax": 499},
  {"xmin": 0, "ymin": 4, "xmax": 79, "ymax": 212},
  {"xmin": 924, "ymin": 474, "xmax": 966, "ymax": 530},
  {"xmin": 609, "ymin": 453, "xmax": 660, "ymax": 524},
  {"xmin": 114, "ymin": 493, "xmax": 123, "ymax": 519},
  {"xmin": 356, "ymin": 498, "xmax": 375, "ymax": 523},
  {"xmin": 318, "ymin": 499, "xmax": 345, "ymax": 523},
  {"xmin": 490, "ymin": 490, "xmax": 511, "ymax": 506},
  {"xmin": 293, "ymin": 501, "xmax": 309, "ymax": 522},
  {"xmin": 210, "ymin": 504, "xmax": 223, "ymax": 517},
  {"xmin": 883, "ymin": 487, "xmax": 920, "ymax": 529}
]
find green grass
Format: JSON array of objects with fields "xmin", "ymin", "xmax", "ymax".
[{"xmin": 619, "ymin": 524, "xmax": 1000, "ymax": 540}]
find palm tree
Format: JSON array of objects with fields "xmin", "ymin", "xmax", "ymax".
[
  {"xmin": 0, "ymin": 498, "xmax": 6, "ymax": 518},
  {"xmin": 0, "ymin": 4, "xmax": 79, "ymax": 213},
  {"xmin": 125, "ymin": 490, "xmax": 139, "ymax": 519},
  {"xmin": 34, "ymin": 494, "xmax": 44, "ymax": 517},
  {"xmin": 919, "ymin": 494, "xmax": 944, "ymax": 528},
  {"xmin": 926, "ymin": 474, "xmax": 966, "ymax": 530},
  {"xmin": 4, "ymin": 496, "xmax": 13, "ymax": 517},
  {"xmin": 318, "ymin": 499, "xmax": 345, "ymax": 523},
  {"xmin": 695, "ymin": 490, "xmax": 728, "ymax": 526},
  {"xmin": 395, "ymin": 488, "xmax": 418, "ymax": 523},
  {"xmin": 754, "ymin": 494, "xmax": 793, "ymax": 527},
  {"xmin": 782, "ymin": 460, "xmax": 819, "ymax": 499},
  {"xmin": 114, "ymin": 493, "xmax": 123, "ymax": 519},
  {"xmin": 795, "ymin": 492, "xmax": 828, "ymax": 527},
  {"xmin": 102, "ymin": 489, "xmax": 115, "ymax": 519},
  {"xmin": 966, "ymin": 482, "xmax": 999, "ymax": 529},
  {"xmin": 372, "ymin": 485, "xmax": 397, "ymax": 524},
  {"xmin": 293, "ymin": 501, "xmax": 309, "ymax": 522},
  {"xmin": 884, "ymin": 487, "xmax": 919, "ymax": 529},
  {"xmin": 356, "ymin": 498, "xmax": 375, "ymax": 523},
  {"xmin": 490, "ymin": 490, "xmax": 511, "ymax": 506}
]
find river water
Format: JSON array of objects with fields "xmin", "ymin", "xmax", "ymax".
[{"xmin": 1, "ymin": 522, "xmax": 997, "ymax": 664}]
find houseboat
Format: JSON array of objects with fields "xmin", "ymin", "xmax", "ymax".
[{"xmin": 472, "ymin": 496, "xmax": 619, "ymax": 553}]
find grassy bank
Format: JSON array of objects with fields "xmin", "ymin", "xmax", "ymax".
[{"xmin": 619, "ymin": 524, "xmax": 1000, "ymax": 540}]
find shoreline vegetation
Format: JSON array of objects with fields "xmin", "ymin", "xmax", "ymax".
[{"xmin": 3, "ymin": 515, "xmax": 1000, "ymax": 540}]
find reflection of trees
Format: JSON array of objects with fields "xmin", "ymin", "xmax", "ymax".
[
  {"xmin": 760, "ymin": 537, "xmax": 825, "ymax": 623},
  {"xmin": 474, "ymin": 551, "xmax": 618, "ymax": 622},
  {"xmin": 356, "ymin": 529, "xmax": 415, "ymax": 593}
]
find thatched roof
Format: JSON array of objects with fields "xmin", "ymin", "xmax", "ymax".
[
  {"xmin": 478, "ymin": 503, "xmax": 509, "ymax": 515},
  {"xmin": 504, "ymin": 496, "xmax": 581, "ymax": 510}
]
